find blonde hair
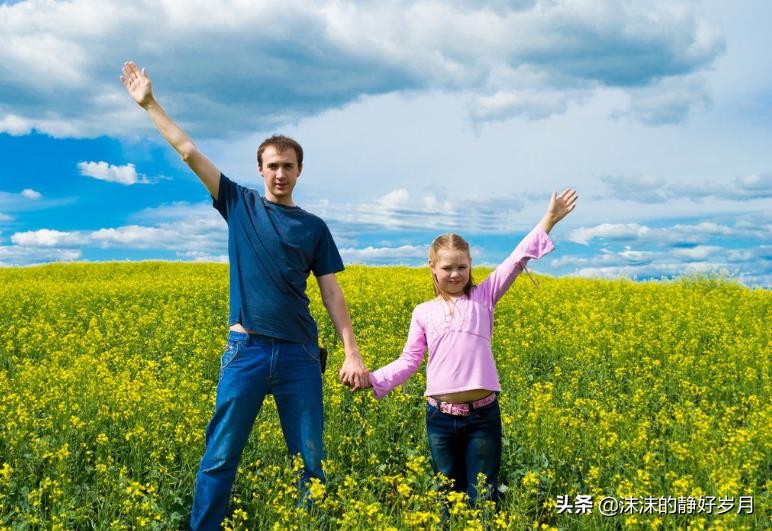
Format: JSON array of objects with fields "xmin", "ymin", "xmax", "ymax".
[{"xmin": 429, "ymin": 233, "xmax": 474, "ymax": 299}]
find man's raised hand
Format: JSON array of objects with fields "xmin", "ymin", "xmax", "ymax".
[{"xmin": 121, "ymin": 61, "xmax": 154, "ymax": 108}]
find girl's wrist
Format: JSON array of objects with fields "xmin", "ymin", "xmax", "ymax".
[{"xmin": 539, "ymin": 214, "xmax": 556, "ymax": 234}]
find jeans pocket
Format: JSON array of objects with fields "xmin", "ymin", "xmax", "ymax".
[
  {"xmin": 426, "ymin": 402, "xmax": 441, "ymax": 422},
  {"xmin": 474, "ymin": 400, "xmax": 500, "ymax": 417},
  {"xmin": 220, "ymin": 340, "xmax": 241, "ymax": 371},
  {"xmin": 300, "ymin": 343, "xmax": 320, "ymax": 363}
]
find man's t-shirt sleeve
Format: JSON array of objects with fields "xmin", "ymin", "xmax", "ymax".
[
  {"xmin": 312, "ymin": 221, "xmax": 344, "ymax": 277},
  {"xmin": 212, "ymin": 173, "xmax": 238, "ymax": 221}
]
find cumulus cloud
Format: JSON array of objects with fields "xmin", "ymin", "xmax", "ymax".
[
  {"xmin": 10, "ymin": 199, "xmax": 228, "ymax": 260},
  {"xmin": 553, "ymin": 215, "xmax": 771, "ymax": 287},
  {"xmin": 567, "ymin": 220, "xmax": 766, "ymax": 246},
  {"xmin": 0, "ymin": 0, "xmax": 724, "ymax": 137},
  {"xmin": 339, "ymin": 244, "xmax": 427, "ymax": 264},
  {"xmin": 12, "ymin": 229, "xmax": 89, "ymax": 247},
  {"xmin": 77, "ymin": 161, "xmax": 151, "ymax": 185},
  {"xmin": 20, "ymin": 188, "xmax": 42, "ymax": 200},
  {"xmin": 377, "ymin": 189, "xmax": 410, "ymax": 208},
  {"xmin": 569, "ymin": 223, "xmax": 653, "ymax": 245}
]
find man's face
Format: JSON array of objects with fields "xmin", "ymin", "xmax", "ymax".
[{"xmin": 259, "ymin": 146, "xmax": 301, "ymax": 206}]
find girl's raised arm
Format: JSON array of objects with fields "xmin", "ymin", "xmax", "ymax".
[
  {"xmin": 479, "ymin": 188, "xmax": 577, "ymax": 304},
  {"xmin": 539, "ymin": 189, "xmax": 578, "ymax": 234}
]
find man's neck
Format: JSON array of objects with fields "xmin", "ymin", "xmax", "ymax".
[{"xmin": 264, "ymin": 193, "xmax": 296, "ymax": 207}]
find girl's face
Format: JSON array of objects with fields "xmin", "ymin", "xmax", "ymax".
[{"xmin": 430, "ymin": 248, "xmax": 471, "ymax": 297}]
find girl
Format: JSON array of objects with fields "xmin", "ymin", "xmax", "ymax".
[{"xmin": 363, "ymin": 189, "xmax": 577, "ymax": 505}]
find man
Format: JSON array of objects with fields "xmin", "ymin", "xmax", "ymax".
[{"xmin": 121, "ymin": 61, "xmax": 369, "ymax": 530}]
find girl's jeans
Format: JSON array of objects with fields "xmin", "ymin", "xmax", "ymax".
[
  {"xmin": 425, "ymin": 398, "xmax": 502, "ymax": 505},
  {"xmin": 190, "ymin": 331, "xmax": 324, "ymax": 530}
]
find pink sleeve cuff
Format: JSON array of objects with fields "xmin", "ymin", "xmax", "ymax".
[
  {"xmin": 369, "ymin": 371, "xmax": 390, "ymax": 400},
  {"xmin": 520, "ymin": 224, "xmax": 555, "ymax": 260}
]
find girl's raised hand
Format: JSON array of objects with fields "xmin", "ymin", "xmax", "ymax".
[{"xmin": 540, "ymin": 188, "xmax": 578, "ymax": 233}]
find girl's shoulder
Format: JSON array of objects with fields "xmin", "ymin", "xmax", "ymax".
[
  {"xmin": 412, "ymin": 297, "xmax": 445, "ymax": 316},
  {"xmin": 414, "ymin": 298, "xmax": 437, "ymax": 313}
]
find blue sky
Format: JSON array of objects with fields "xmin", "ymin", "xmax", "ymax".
[{"xmin": 0, "ymin": 0, "xmax": 770, "ymax": 286}]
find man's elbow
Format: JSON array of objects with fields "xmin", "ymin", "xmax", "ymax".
[{"xmin": 178, "ymin": 142, "xmax": 198, "ymax": 163}]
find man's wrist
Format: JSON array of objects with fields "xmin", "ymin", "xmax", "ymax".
[
  {"xmin": 141, "ymin": 96, "xmax": 158, "ymax": 111},
  {"xmin": 344, "ymin": 348, "xmax": 362, "ymax": 360}
]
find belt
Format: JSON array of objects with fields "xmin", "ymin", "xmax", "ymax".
[{"xmin": 427, "ymin": 393, "xmax": 497, "ymax": 416}]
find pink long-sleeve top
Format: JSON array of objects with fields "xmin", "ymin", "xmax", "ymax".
[{"xmin": 369, "ymin": 224, "xmax": 555, "ymax": 399}]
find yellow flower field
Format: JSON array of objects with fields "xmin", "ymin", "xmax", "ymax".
[{"xmin": 0, "ymin": 263, "xmax": 768, "ymax": 530}]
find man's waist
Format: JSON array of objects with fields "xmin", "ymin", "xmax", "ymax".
[{"xmin": 229, "ymin": 323, "xmax": 258, "ymax": 335}]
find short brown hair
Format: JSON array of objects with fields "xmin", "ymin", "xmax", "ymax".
[
  {"xmin": 429, "ymin": 233, "xmax": 475, "ymax": 298},
  {"xmin": 257, "ymin": 135, "xmax": 304, "ymax": 169}
]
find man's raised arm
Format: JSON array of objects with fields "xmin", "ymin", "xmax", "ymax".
[{"xmin": 121, "ymin": 61, "xmax": 221, "ymax": 198}]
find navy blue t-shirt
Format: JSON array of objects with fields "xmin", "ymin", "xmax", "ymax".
[{"xmin": 213, "ymin": 173, "xmax": 344, "ymax": 344}]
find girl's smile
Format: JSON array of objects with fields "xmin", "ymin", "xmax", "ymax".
[{"xmin": 430, "ymin": 248, "xmax": 471, "ymax": 297}]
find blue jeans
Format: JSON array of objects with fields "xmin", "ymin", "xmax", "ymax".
[
  {"xmin": 190, "ymin": 332, "xmax": 324, "ymax": 530},
  {"xmin": 426, "ymin": 398, "xmax": 502, "ymax": 505}
]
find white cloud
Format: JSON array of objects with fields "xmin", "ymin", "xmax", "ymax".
[
  {"xmin": 602, "ymin": 172, "xmax": 772, "ymax": 203},
  {"xmin": 569, "ymin": 223, "xmax": 652, "ymax": 245},
  {"xmin": 670, "ymin": 245, "xmax": 722, "ymax": 261},
  {"xmin": 377, "ymin": 188, "xmax": 410, "ymax": 208},
  {"xmin": 11, "ymin": 229, "xmax": 88, "ymax": 247},
  {"xmin": 0, "ymin": 245, "xmax": 82, "ymax": 266},
  {"xmin": 90, "ymin": 225, "xmax": 179, "ymax": 248},
  {"xmin": 551, "ymin": 246, "xmax": 655, "ymax": 268},
  {"xmin": 339, "ymin": 244, "xmax": 427, "ymax": 264},
  {"xmin": 572, "ymin": 261, "xmax": 727, "ymax": 281},
  {"xmin": 9, "ymin": 203, "xmax": 228, "ymax": 258},
  {"xmin": 470, "ymin": 90, "xmax": 570, "ymax": 122},
  {"xmin": 77, "ymin": 161, "xmax": 151, "ymax": 185},
  {"xmin": 20, "ymin": 188, "xmax": 42, "ymax": 200},
  {"xmin": 310, "ymin": 188, "xmax": 527, "ymax": 235},
  {"xmin": 175, "ymin": 250, "xmax": 229, "ymax": 263},
  {"xmin": 600, "ymin": 175, "xmax": 668, "ymax": 203},
  {"xmin": 620, "ymin": 75, "xmax": 712, "ymax": 125},
  {"xmin": 568, "ymin": 219, "xmax": 769, "ymax": 246},
  {"xmin": 0, "ymin": 213, "xmax": 13, "ymax": 222},
  {"xmin": 0, "ymin": 0, "xmax": 725, "ymax": 137}
]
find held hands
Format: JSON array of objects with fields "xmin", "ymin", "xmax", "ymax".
[
  {"xmin": 121, "ymin": 61, "xmax": 154, "ymax": 108},
  {"xmin": 540, "ymin": 188, "xmax": 578, "ymax": 234},
  {"xmin": 338, "ymin": 351, "xmax": 371, "ymax": 392}
]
